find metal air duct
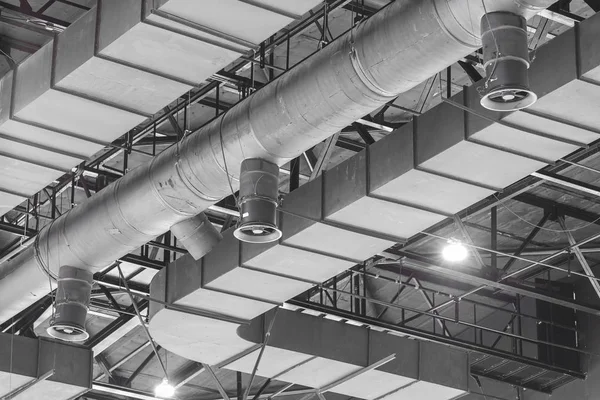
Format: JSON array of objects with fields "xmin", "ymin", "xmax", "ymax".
[
  {"xmin": 234, "ymin": 158, "xmax": 281, "ymax": 244},
  {"xmin": 46, "ymin": 265, "xmax": 93, "ymax": 342},
  {"xmin": 0, "ymin": 0, "xmax": 555, "ymax": 322},
  {"xmin": 480, "ymin": 11, "xmax": 537, "ymax": 111},
  {"xmin": 171, "ymin": 213, "xmax": 222, "ymax": 260},
  {"xmin": 0, "ymin": 333, "xmax": 92, "ymax": 400}
]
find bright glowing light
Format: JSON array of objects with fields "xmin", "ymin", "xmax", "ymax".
[
  {"xmin": 442, "ymin": 240, "xmax": 468, "ymax": 262},
  {"xmin": 155, "ymin": 379, "xmax": 175, "ymax": 398}
]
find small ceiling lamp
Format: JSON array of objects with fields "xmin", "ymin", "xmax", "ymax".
[
  {"xmin": 155, "ymin": 378, "xmax": 175, "ymax": 398},
  {"xmin": 442, "ymin": 240, "xmax": 468, "ymax": 262}
]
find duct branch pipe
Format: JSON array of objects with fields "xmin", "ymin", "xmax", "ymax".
[
  {"xmin": 480, "ymin": 12, "xmax": 537, "ymax": 111},
  {"xmin": 47, "ymin": 265, "xmax": 94, "ymax": 342},
  {"xmin": 171, "ymin": 213, "xmax": 223, "ymax": 260},
  {"xmin": 234, "ymin": 158, "xmax": 282, "ymax": 244},
  {"xmin": 0, "ymin": 0, "xmax": 555, "ymax": 322}
]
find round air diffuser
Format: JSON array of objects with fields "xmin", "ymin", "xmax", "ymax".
[
  {"xmin": 480, "ymin": 12, "xmax": 537, "ymax": 111},
  {"xmin": 47, "ymin": 265, "xmax": 93, "ymax": 342},
  {"xmin": 234, "ymin": 158, "xmax": 282, "ymax": 244}
]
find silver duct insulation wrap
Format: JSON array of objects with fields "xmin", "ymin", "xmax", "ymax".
[{"xmin": 0, "ymin": 0, "xmax": 555, "ymax": 322}]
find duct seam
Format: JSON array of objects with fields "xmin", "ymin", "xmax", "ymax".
[
  {"xmin": 147, "ymin": 155, "xmax": 205, "ymax": 216},
  {"xmin": 245, "ymin": 83, "xmax": 296, "ymax": 163},
  {"xmin": 431, "ymin": 0, "xmax": 480, "ymax": 49},
  {"xmin": 35, "ymin": 217, "xmax": 91, "ymax": 281},
  {"xmin": 349, "ymin": 28, "xmax": 397, "ymax": 98},
  {"xmin": 483, "ymin": 54, "xmax": 530, "ymax": 69},
  {"xmin": 33, "ymin": 233, "xmax": 54, "ymax": 280}
]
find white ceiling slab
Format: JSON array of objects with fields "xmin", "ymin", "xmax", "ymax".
[
  {"xmin": 177, "ymin": 288, "xmax": 274, "ymax": 320},
  {"xmin": 243, "ymin": 245, "xmax": 354, "ymax": 283},
  {"xmin": 0, "ymin": 138, "xmax": 82, "ymax": 171},
  {"xmin": 11, "ymin": 380, "xmax": 88, "ymax": 400},
  {"xmin": 149, "ymin": 309, "xmax": 256, "ymax": 366},
  {"xmin": 382, "ymin": 381, "xmax": 465, "ymax": 400},
  {"xmin": 471, "ymin": 123, "xmax": 580, "ymax": 162},
  {"xmin": 99, "ymin": 23, "xmax": 242, "ymax": 84},
  {"xmin": 283, "ymin": 223, "xmax": 394, "ymax": 262},
  {"xmin": 331, "ymin": 369, "xmax": 415, "ymax": 400},
  {"xmin": 528, "ymin": 80, "xmax": 600, "ymax": 132},
  {"xmin": 0, "ymin": 192, "xmax": 26, "ymax": 216},
  {"xmin": 327, "ymin": 197, "xmax": 446, "ymax": 239},
  {"xmin": 158, "ymin": 0, "xmax": 308, "ymax": 45},
  {"xmin": 145, "ymin": 13, "xmax": 254, "ymax": 51},
  {"xmin": 277, "ymin": 357, "xmax": 362, "ymax": 389},
  {"xmin": 226, "ymin": 347, "xmax": 313, "ymax": 378},
  {"xmin": 0, "ymin": 156, "xmax": 63, "ymax": 195},
  {"xmin": 55, "ymin": 57, "xmax": 193, "ymax": 115},
  {"xmin": 256, "ymin": 0, "xmax": 323, "ymax": 16},
  {"xmin": 0, "ymin": 120, "xmax": 103, "ymax": 157},
  {"xmin": 205, "ymin": 268, "xmax": 313, "ymax": 304},
  {"xmin": 371, "ymin": 169, "xmax": 494, "ymax": 215},
  {"xmin": 14, "ymin": 89, "xmax": 147, "ymax": 143},
  {"xmin": 505, "ymin": 111, "xmax": 600, "ymax": 146},
  {"xmin": 584, "ymin": 64, "xmax": 600, "ymax": 84},
  {"xmin": 0, "ymin": 372, "xmax": 33, "ymax": 397},
  {"xmin": 419, "ymin": 141, "xmax": 546, "ymax": 190}
]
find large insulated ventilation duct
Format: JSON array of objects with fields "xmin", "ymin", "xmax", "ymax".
[
  {"xmin": 234, "ymin": 159, "xmax": 281, "ymax": 244},
  {"xmin": 47, "ymin": 266, "xmax": 93, "ymax": 342},
  {"xmin": 480, "ymin": 12, "xmax": 537, "ymax": 111},
  {"xmin": 0, "ymin": 0, "xmax": 555, "ymax": 322}
]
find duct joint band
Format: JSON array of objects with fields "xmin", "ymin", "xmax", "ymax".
[
  {"xmin": 174, "ymin": 141, "xmax": 222, "ymax": 203},
  {"xmin": 238, "ymin": 194, "xmax": 279, "ymax": 207},
  {"xmin": 349, "ymin": 30, "xmax": 396, "ymax": 98},
  {"xmin": 111, "ymin": 178, "xmax": 156, "ymax": 240},
  {"xmin": 146, "ymin": 155, "xmax": 201, "ymax": 217},
  {"xmin": 483, "ymin": 55, "xmax": 530, "ymax": 69},
  {"xmin": 175, "ymin": 160, "xmax": 221, "ymax": 203},
  {"xmin": 430, "ymin": 0, "xmax": 480, "ymax": 48},
  {"xmin": 33, "ymin": 233, "xmax": 56, "ymax": 281}
]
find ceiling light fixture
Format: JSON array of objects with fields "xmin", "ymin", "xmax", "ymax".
[
  {"xmin": 155, "ymin": 378, "xmax": 175, "ymax": 398},
  {"xmin": 442, "ymin": 240, "xmax": 468, "ymax": 262}
]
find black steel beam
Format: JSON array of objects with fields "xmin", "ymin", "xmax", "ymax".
[
  {"xmin": 395, "ymin": 253, "xmax": 600, "ymax": 317},
  {"xmin": 85, "ymin": 301, "xmax": 146, "ymax": 349},
  {"xmin": 0, "ymin": 36, "xmax": 40, "ymax": 53},
  {"xmin": 119, "ymin": 254, "xmax": 164, "ymax": 270},
  {"xmin": 289, "ymin": 157, "xmax": 300, "ymax": 191},
  {"xmin": 352, "ymin": 122, "xmax": 375, "ymax": 145},
  {"xmin": 289, "ymin": 299, "xmax": 585, "ymax": 386},
  {"xmin": 0, "ymin": 221, "xmax": 37, "ymax": 237},
  {"xmin": 584, "ymin": 0, "xmax": 600, "ymax": 11},
  {"xmin": 56, "ymin": 0, "xmax": 90, "ymax": 10},
  {"xmin": 336, "ymin": 137, "xmax": 365, "ymax": 152},
  {"xmin": 94, "ymin": 274, "xmax": 150, "ymax": 294},
  {"xmin": 515, "ymin": 193, "xmax": 600, "ymax": 227},
  {"xmin": 457, "ymin": 60, "xmax": 483, "ymax": 83},
  {"xmin": 36, "ymin": 0, "xmax": 55, "ymax": 13},
  {"xmin": 0, "ymin": 1, "xmax": 70, "ymax": 26},
  {"xmin": 124, "ymin": 346, "xmax": 159, "ymax": 386},
  {"xmin": 501, "ymin": 212, "xmax": 551, "ymax": 272}
]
